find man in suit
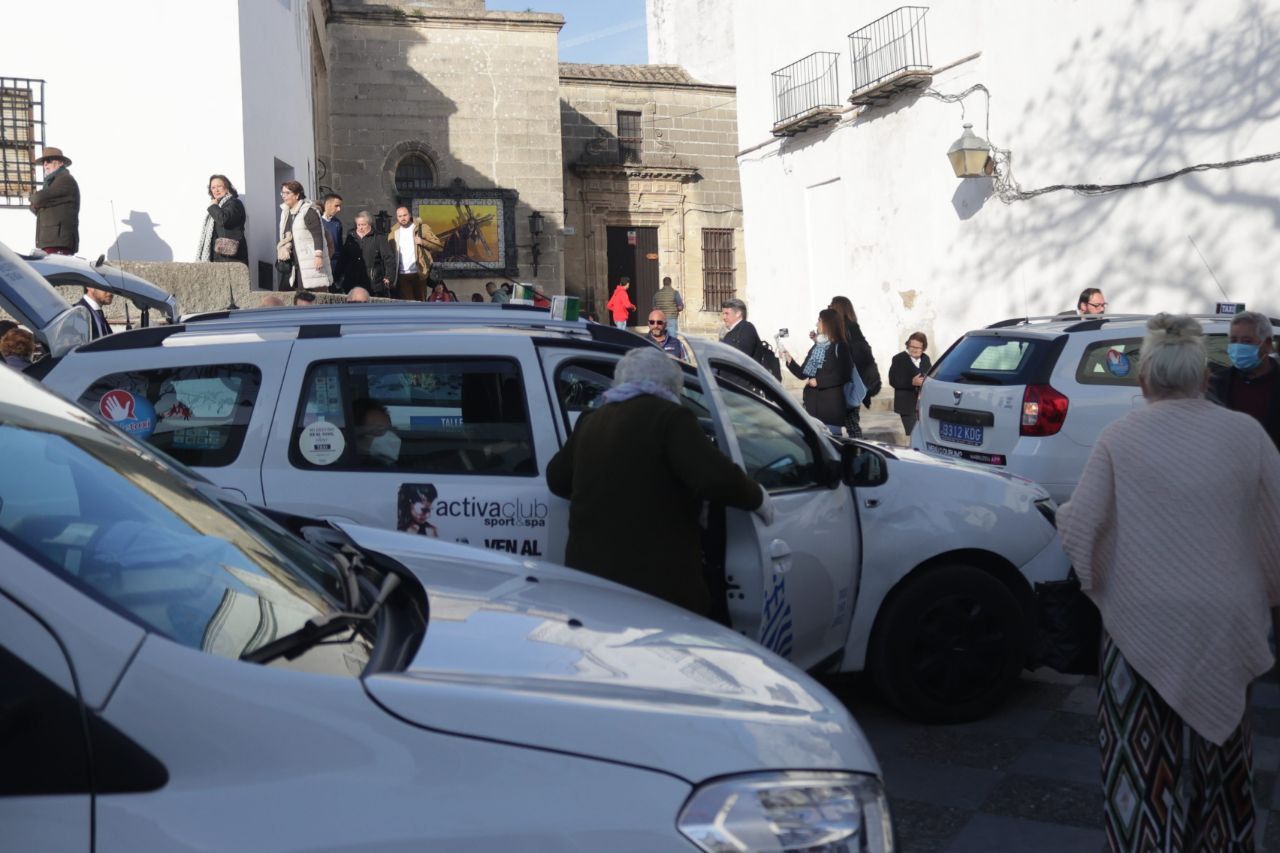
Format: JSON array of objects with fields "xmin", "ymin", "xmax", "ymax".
[
  {"xmin": 720, "ymin": 298, "xmax": 760, "ymax": 357},
  {"xmin": 78, "ymin": 287, "xmax": 114, "ymax": 339},
  {"xmin": 29, "ymin": 147, "xmax": 80, "ymax": 255}
]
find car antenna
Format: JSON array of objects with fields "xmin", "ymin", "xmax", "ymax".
[
  {"xmin": 225, "ymin": 282, "xmax": 240, "ymax": 311},
  {"xmin": 1187, "ymin": 236, "xmax": 1231, "ymax": 302},
  {"xmin": 123, "ymin": 302, "xmax": 133, "ymax": 331}
]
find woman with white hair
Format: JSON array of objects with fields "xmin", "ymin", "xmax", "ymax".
[
  {"xmin": 547, "ymin": 346, "xmax": 773, "ymax": 616},
  {"xmin": 1058, "ymin": 314, "xmax": 1280, "ymax": 852}
]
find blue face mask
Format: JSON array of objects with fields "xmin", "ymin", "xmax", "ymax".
[{"xmin": 1227, "ymin": 342, "xmax": 1262, "ymax": 371}]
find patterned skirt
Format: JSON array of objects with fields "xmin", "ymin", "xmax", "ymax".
[{"xmin": 1098, "ymin": 630, "xmax": 1255, "ymax": 852}]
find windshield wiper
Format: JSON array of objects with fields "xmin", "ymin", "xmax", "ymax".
[
  {"xmin": 959, "ymin": 370, "xmax": 1004, "ymax": 385},
  {"xmin": 241, "ymin": 573, "xmax": 401, "ymax": 665}
]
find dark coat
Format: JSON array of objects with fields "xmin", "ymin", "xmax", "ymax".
[
  {"xmin": 206, "ymin": 197, "xmax": 247, "ymax": 263},
  {"xmin": 1208, "ymin": 359, "xmax": 1280, "ymax": 451},
  {"xmin": 77, "ymin": 296, "xmax": 112, "ymax": 339},
  {"xmin": 888, "ymin": 350, "xmax": 932, "ymax": 417},
  {"xmin": 787, "ymin": 341, "xmax": 853, "ymax": 426},
  {"xmin": 340, "ymin": 231, "xmax": 393, "ymax": 294},
  {"xmin": 844, "ymin": 321, "xmax": 879, "ymax": 392},
  {"xmin": 722, "ymin": 319, "xmax": 760, "ymax": 357},
  {"xmin": 546, "ymin": 394, "xmax": 763, "ymax": 615},
  {"xmin": 30, "ymin": 167, "xmax": 80, "ymax": 252}
]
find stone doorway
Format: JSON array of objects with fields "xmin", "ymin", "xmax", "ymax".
[{"xmin": 606, "ymin": 226, "xmax": 658, "ymax": 326}]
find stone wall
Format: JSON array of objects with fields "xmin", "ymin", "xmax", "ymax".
[
  {"xmin": 324, "ymin": 4, "xmax": 565, "ymax": 295},
  {"xmin": 560, "ymin": 66, "xmax": 744, "ymax": 336}
]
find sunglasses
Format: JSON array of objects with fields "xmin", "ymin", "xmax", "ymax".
[{"xmin": 648, "ymin": 320, "xmax": 666, "ymax": 326}]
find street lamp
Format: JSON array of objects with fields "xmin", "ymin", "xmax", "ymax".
[
  {"xmin": 374, "ymin": 209, "xmax": 392, "ymax": 234},
  {"xmin": 528, "ymin": 211, "xmax": 544, "ymax": 277},
  {"xmin": 947, "ymin": 123, "xmax": 993, "ymax": 178}
]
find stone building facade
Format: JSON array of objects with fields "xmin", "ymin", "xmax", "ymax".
[
  {"xmin": 559, "ymin": 64, "xmax": 743, "ymax": 334},
  {"xmin": 322, "ymin": 0, "xmax": 565, "ymax": 298}
]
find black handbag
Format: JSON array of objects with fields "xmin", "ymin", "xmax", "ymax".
[{"xmin": 1034, "ymin": 570, "xmax": 1101, "ymax": 675}]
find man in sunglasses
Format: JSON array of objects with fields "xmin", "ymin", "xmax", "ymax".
[{"xmin": 645, "ymin": 310, "xmax": 686, "ymax": 360}]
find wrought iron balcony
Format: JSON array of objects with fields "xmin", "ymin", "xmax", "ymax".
[
  {"xmin": 848, "ymin": 6, "xmax": 932, "ymax": 106},
  {"xmin": 771, "ymin": 52, "xmax": 842, "ymax": 136}
]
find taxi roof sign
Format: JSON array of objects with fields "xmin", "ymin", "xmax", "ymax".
[{"xmin": 1216, "ymin": 302, "xmax": 1246, "ymax": 315}]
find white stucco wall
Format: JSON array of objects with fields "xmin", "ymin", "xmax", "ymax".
[
  {"xmin": 661, "ymin": 0, "xmax": 1280, "ymax": 368},
  {"xmin": 646, "ymin": 0, "xmax": 736, "ymax": 85},
  {"xmin": 0, "ymin": 0, "xmax": 318, "ymax": 289}
]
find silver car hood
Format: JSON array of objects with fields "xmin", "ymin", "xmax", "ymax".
[{"xmin": 343, "ymin": 524, "xmax": 878, "ymax": 783}]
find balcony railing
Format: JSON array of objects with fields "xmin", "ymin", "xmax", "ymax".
[
  {"xmin": 772, "ymin": 51, "xmax": 841, "ymax": 131},
  {"xmin": 848, "ymin": 6, "xmax": 931, "ymax": 104}
]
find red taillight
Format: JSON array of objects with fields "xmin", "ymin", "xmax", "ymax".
[{"xmin": 1020, "ymin": 384, "xmax": 1069, "ymax": 436}]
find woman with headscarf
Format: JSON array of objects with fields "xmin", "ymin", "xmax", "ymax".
[
  {"xmin": 547, "ymin": 347, "xmax": 773, "ymax": 616},
  {"xmin": 1058, "ymin": 314, "xmax": 1280, "ymax": 852},
  {"xmin": 197, "ymin": 174, "xmax": 248, "ymax": 263},
  {"xmin": 783, "ymin": 308, "xmax": 853, "ymax": 435},
  {"xmin": 276, "ymin": 180, "xmax": 331, "ymax": 293}
]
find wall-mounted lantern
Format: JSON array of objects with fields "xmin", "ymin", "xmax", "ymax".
[
  {"xmin": 528, "ymin": 211, "xmax": 545, "ymax": 276},
  {"xmin": 947, "ymin": 123, "xmax": 994, "ymax": 178},
  {"xmin": 374, "ymin": 209, "xmax": 392, "ymax": 234}
]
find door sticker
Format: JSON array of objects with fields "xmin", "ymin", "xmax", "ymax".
[
  {"xmin": 99, "ymin": 389, "xmax": 156, "ymax": 439},
  {"xmin": 398, "ymin": 482, "xmax": 548, "ymax": 556},
  {"xmin": 299, "ymin": 419, "xmax": 345, "ymax": 466},
  {"xmin": 1106, "ymin": 349, "xmax": 1132, "ymax": 377}
]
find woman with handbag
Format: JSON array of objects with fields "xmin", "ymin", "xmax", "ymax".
[
  {"xmin": 1058, "ymin": 314, "xmax": 1280, "ymax": 852},
  {"xmin": 829, "ymin": 296, "xmax": 879, "ymax": 438},
  {"xmin": 196, "ymin": 174, "xmax": 247, "ymax": 264},
  {"xmin": 276, "ymin": 181, "xmax": 331, "ymax": 293},
  {"xmin": 782, "ymin": 308, "xmax": 852, "ymax": 435}
]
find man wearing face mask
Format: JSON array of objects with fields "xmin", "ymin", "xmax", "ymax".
[
  {"xmin": 353, "ymin": 398, "xmax": 402, "ymax": 465},
  {"xmin": 1209, "ymin": 311, "xmax": 1279, "ymax": 451}
]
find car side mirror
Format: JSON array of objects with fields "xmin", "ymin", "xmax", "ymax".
[{"xmin": 840, "ymin": 442, "xmax": 887, "ymax": 488}]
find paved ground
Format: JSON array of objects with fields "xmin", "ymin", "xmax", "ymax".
[{"xmin": 826, "ymin": 670, "xmax": 1280, "ymax": 852}]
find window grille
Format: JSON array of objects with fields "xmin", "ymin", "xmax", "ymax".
[
  {"xmin": 701, "ymin": 228, "xmax": 736, "ymax": 309},
  {"xmin": 617, "ymin": 111, "xmax": 642, "ymax": 164},
  {"xmin": 1, "ymin": 78, "xmax": 44, "ymax": 208},
  {"xmin": 394, "ymin": 154, "xmax": 434, "ymax": 203}
]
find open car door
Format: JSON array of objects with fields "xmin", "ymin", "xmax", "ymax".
[
  {"xmin": 687, "ymin": 338, "xmax": 860, "ymax": 671},
  {"xmin": 0, "ymin": 241, "xmax": 89, "ymax": 358}
]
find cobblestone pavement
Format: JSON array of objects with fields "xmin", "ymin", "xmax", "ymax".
[{"xmin": 827, "ymin": 670, "xmax": 1280, "ymax": 852}]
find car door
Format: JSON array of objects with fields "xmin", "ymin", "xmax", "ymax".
[
  {"xmin": 688, "ymin": 341, "xmax": 860, "ymax": 671},
  {"xmin": 0, "ymin": 590, "xmax": 92, "ymax": 852},
  {"xmin": 263, "ymin": 332, "xmax": 565, "ymax": 560}
]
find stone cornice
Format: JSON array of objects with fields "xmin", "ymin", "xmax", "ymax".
[
  {"xmin": 571, "ymin": 162, "xmax": 700, "ymax": 182},
  {"xmin": 329, "ymin": 5, "xmax": 564, "ymax": 32}
]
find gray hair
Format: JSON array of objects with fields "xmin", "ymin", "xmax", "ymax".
[
  {"xmin": 354, "ymin": 210, "xmax": 373, "ymax": 226},
  {"xmin": 1140, "ymin": 313, "xmax": 1206, "ymax": 400},
  {"xmin": 613, "ymin": 346, "xmax": 683, "ymax": 397},
  {"xmin": 721, "ymin": 298, "xmax": 747, "ymax": 319},
  {"xmin": 1230, "ymin": 310, "xmax": 1273, "ymax": 341}
]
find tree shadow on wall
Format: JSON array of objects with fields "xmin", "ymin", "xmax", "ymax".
[{"xmin": 943, "ymin": 0, "xmax": 1280, "ymax": 309}]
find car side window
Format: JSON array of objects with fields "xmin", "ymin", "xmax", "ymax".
[
  {"xmin": 710, "ymin": 362, "xmax": 821, "ymax": 492},
  {"xmin": 290, "ymin": 358, "xmax": 537, "ymax": 476},
  {"xmin": 77, "ymin": 364, "xmax": 261, "ymax": 467},
  {"xmin": 552, "ymin": 359, "xmax": 714, "ymax": 434},
  {"xmin": 1075, "ymin": 338, "xmax": 1141, "ymax": 386}
]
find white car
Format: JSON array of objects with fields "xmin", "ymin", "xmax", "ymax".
[
  {"xmin": 2, "ymin": 240, "xmax": 1071, "ymax": 721},
  {"xmin": 22, "ymin": 249, "xmax": 180, "ymax": 326},
  {"xmin": 0, "ymin": 365, "xmax": 894, "ymax": 852},
  {"xmin": 912, "ymin": 312, "xmax": 1279, "ymax": 503}
]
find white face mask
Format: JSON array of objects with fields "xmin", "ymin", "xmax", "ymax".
[
  {"xmin": 815, "ymin": 333, "xmax": 830, "ymax": 345},
  {"xmin": 368, "ymin": 431, "xmax": 401, "ymax": 463}
]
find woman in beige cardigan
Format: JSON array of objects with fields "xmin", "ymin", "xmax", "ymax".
[{"xmin": 1059, "ymin": 314, "xmax": 1280, "ymax": 852}]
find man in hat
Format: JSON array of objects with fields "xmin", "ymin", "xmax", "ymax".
[{"xmin": 29, "ymin": 147, "xmax": 80, "ymax": 255}]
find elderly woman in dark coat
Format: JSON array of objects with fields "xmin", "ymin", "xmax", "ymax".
[
  {"xmin": 784, "ymin": 308, "xmax": 853, "ymax": 434},
  {"xmin": 546, "ymin": 347, "xmax": 772, "ymax": 617},
  {"xmin": 340, "ymin": 211, "xmax": 392, "ymax": 295},
  {"xmin": 197, "ymin": 174, "xmax": 248, "ymax": 263}
]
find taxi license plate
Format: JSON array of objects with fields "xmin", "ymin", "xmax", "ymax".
[{"xmin": 939, "ymin": 421, "xmax": 984, "ymax": 446}]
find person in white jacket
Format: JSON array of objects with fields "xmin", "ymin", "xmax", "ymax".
[{"xmin": 277, "ymin": 181, "xmax": 332, "ymax": 292}]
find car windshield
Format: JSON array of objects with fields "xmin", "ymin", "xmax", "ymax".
[{"xmin": 0, "ymin": 414, "xmax": 369, "ymax": 674}]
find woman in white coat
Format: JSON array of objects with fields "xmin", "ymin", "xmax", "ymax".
[{"xmin": 277, "ymin": 181, "xmax": 332, "ymax": 292}]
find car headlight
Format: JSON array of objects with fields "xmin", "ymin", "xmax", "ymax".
[{"xmin": 677, "ymin": 771, "xmax": 894, "ymax": 853}]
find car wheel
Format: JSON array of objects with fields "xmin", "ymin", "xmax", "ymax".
[{"xmin": 869, "ymin": 563, "xmax": 1026, "ymax": 723}]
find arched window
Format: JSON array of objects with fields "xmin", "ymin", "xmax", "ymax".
[{"xmin": 394, "ymin": 155, "xmax": 434, "ymax": 203}]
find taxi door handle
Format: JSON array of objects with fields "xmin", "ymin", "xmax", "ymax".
[
  {"xmin": 864, "ymin": 498, "xmax": 880, "ymax": 509},
  {"xmin": 769, "ymin": 539, "xmax": 793, "ymax": 574}
]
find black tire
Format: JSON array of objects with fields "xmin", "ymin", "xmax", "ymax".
[{"xmin": 869, "ymin": 563, "xmax": 1026, "ymax": 723}]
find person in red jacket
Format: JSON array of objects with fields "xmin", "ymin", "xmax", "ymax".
[{"xmin": 606, "ymin": 277, "xmax": 635, "ymax": 328}]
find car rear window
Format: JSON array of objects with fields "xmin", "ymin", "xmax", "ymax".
[
  {"xmin": 77, "ymin": 364, "xmax": 261, "ymax": 467},
  {"xmin": 931, "ymin": 335, "xmax": 1056, "ymax": 386}
]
